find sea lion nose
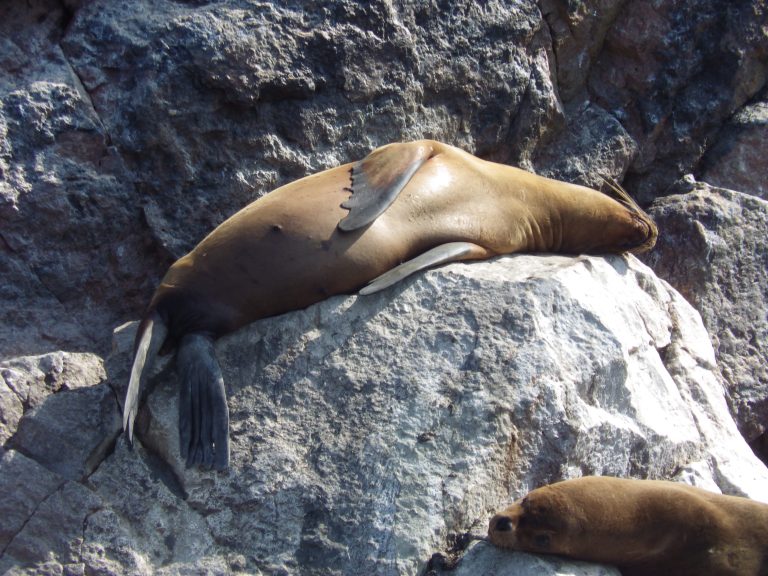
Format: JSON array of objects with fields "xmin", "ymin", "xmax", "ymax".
[{"xmin": 494, "ymin": 516, "xmax": 513, "ymax": 532}]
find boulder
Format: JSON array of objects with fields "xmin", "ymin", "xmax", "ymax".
[
  {"xmin": 699, "ymin": 100, "xmax": 768, "ymax": 200},
  {"xmin": 5, "ymin": 255, "xmax": 764, "ymax": 575},
  {"xmin": 429, "ymin": 540, "xmax": 621, "ymax": 576},
  {"xmin": 642, "ymin": 179, "xmax": 768, "ymax": 455},
  {"xmin": 0, "ymin": 352, "xmax": 109, "ymax": 447}
]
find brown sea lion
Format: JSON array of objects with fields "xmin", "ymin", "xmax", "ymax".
[
  {"xmin": 488, "ymin": 476, "xmax": 768, "ymax": 576},
  {"xmin": 122, "ymin": 140, "xmax": 658, "ymax": 470}
]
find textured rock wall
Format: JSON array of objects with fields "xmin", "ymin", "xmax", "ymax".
[
  {"xmin": 2, "ymin": 0, "xmax": 766, "ymax": 359},
  {"xmin": 2, "ymin": 0, "xmax": 768, "ymax": 574}
]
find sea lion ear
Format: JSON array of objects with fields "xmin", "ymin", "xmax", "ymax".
[{"xmin": 338, "ymin": 141, "xmax": 435, "ymax": 231}]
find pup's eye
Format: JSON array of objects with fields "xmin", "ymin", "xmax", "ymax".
[
  {"xmin": 534, "ymin": 534, "xmax": 551, "ymax": 548},
  {"xmin": 494, "ymin": 517, "xmax": 513, "ymax": 532}
]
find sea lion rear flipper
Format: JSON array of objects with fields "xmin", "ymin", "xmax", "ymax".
[
  {"xmin": 177, "ymin": 333, "xmax": 230, "ymax": 471},
  {"xmin": 338, "ymin": 141, "xmax": 435, "ymax": 231},
  {"xmin": 360, "ymin": 241, "xmax": 491, "ymax": 295}
]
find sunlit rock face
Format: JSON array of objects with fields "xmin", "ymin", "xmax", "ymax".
[{"xmin": 2, "ymin": 0, "xmax": 767, "ymax": 573}]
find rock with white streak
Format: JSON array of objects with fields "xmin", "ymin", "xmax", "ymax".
[
  {"xmin": 3, "ymin": 255, "xmax": 767, "ymax": 574},
  {"xmin": 115, "ymin": 254, "xmax": 767, "ymax": 575}
]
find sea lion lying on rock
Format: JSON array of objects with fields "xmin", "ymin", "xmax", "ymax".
[
  {"xmin": 488, "ymin": 476, "xmax": 768, "ymax": 576},
  {"xmin": 123, "ymin": 140, "xmax": 658, "ymax": 470}
]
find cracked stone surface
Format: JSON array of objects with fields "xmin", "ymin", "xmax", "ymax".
[
  {"xmin": 0, "ymin": 450, "xmax": 64, "ymax": 555},
  {"xmin": 642, "ymin": 179, "xmax": 768, "ymax": 451},
  {"xmin": 4, "ymin": 255, "xmax": 768, "ymax": 575},
  {"xmin": 2, "ymin": 0, "xmax": 768, "ymax": 574}
]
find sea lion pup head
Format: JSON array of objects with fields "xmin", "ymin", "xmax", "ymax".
[{"xmin": 488, "ymin": 485, "xmax": 575, "ymax": 555}]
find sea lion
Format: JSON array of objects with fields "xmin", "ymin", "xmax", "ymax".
[
  {"xmin": 123, "ymin": 140, "xmax": 658, "ymax": 471},
  {"xmin": 488, "ymin": 476, "xmax": 768, "ymax": 576}
]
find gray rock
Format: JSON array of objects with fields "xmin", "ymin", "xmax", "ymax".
[
  {"xmin": 2, "ymin": 479, "xmax": 101, "ymax": 570},
  {"xmin": 0, "ymin": 352, "xmax": 108, "ymax": 445},
  {"xmin": 532, "ymin": 103, "xmax": 638, "ymax": 187},
  {"xmin": 80, "ymin": 255, "xmax": 768, "ymax": 575},
  {"xmin": 1, "ymin": 352, "xmax": 107, "ymax": 407},
  {"xmin": 2, "ymin": 0, "xmax": 768, "ymax": 574},
  {"xmin": 3, "ymin": 255, "xmax": 767, "ymax": 574},
  {"xmin": 0, "ymin": 0, "xmax": 168, "ymax": 359},
  {"xmin": 699, "ymin": 100, "xmax": 768, "ymax": 200},
  {"xmin": 80, "ymin": 441, "xmax": 226, "ymax": 576},
  {"xmin": 539, "ymin": 0, "xmax": 625, "ymax": 103},
  {"xmin": 430, "ymin": 540, "xmax": 621, "ymax": 576},
  {"xmin": 0, "ymin": 355, "xmax": 119, "ymax": 546},
  {"xmin": 10, "ymin": 380, "xmax": 120, "ymax": 482},
  {"xmin": 641, "ymin": 179, "xmax": 768, "ymax": 448},
  {"xmin": 0, "ymin": 351, "xmax": 118, "ymax": 482},
  {"xmin": 0, "ymin": 377, "xmax": 23, "ymax": 446},
  {"xmin": 0, "ymin": 450, "xmax": 64, "ymax": 554},
  {"xmin": 586, "ymin": 0, "xmax": 768, "ymax": 203}
]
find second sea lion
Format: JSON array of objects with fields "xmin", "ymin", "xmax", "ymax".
[{"xmin": 488, "ymin": 476, "xmax": 768, "ymax": 576}]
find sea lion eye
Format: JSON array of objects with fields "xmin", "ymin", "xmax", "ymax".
[
  {"xmin": 494, "ymin": 517, "xmax": 513, "ymax": 532},
  {"xmin": 534, "ymin": 534, "xmax": 550, "ymax": 548}
]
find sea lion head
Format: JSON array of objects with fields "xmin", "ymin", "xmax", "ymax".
[
  {"xmin": 487, "ymin": 487, "xmax": 573, "ymax": 555},
  {"xmin": 599, "ymin": 178, "xmax": 658, "ymax": 254},
  {"xmin": 604, "ymin": 211, "xmax": 658, "ymax": 255},
  {"xmin": 555, "ymin": 193, "xmax": 658, "ymax": 256}
]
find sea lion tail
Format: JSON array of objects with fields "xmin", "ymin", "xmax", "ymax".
[
  {"xmin": 123, "ymin": 311, "xmax": 167, "ymax": 444},
  {"xmin": 600, "ymin": 176, "xmax": 659, "ymax": 253}
]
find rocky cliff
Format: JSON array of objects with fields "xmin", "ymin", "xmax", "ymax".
[{"xmin": 1, "ymin": 1, "xmax": 767, "ymax": 575}]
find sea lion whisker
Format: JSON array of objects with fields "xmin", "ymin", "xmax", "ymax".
[{"xmin": 598, "ymin": 174, "xmax": 658, "ymax": 252}]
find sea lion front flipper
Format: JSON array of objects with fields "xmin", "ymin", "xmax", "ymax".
[
  {"xmin": 177, "ymin": 333, "xmax": 230, "ymax": 471},
  {"xmin": 359, "ymin": 241, "xmax": 492, "ymax": 295},
  {"xmin": 338, "ymin": 141, "xmax": 435, "ymax": 231}
]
